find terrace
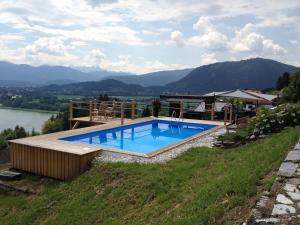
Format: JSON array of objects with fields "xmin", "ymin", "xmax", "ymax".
[{"xmin": 9, "ymin": 99, "xmax": 231, "ymax": 180}]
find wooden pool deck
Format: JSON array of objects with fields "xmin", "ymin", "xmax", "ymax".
[{"xmin": 9, "ymin": 117, "xmax": 226, "ymax": 180}]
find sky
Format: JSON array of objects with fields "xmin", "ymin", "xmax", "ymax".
[{"xmin": 0, "ymin": 0, "xmax": 299, "ymax": 74}]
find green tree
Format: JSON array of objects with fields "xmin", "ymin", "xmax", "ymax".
[
  {"xmin": 42, "ymin": 111, "xmax": 69, "ymax": 134},
  {"xmin": 277, "ymin": 72, "xmax": 290, "ymax": 90},
  {"xmin": 14, "ymin": 125, "xmax": 27, "ymax": 138},
  {"xmin": 42, "ymin": 118, "xmax": 64, "ymax": 134},
  {"xmin": 282, "ymin": 69, "xmax": 300, "ymax": 102},
  {"xmin": 0, "ymin": 135, "xmax": 8, "ymax": 150}
]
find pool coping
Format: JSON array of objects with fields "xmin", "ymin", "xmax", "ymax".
[
  {"xmin": 9, "ymin": 117, "xmax": 226, "ymax": 157},
  {"xmin": 93, "ymin": 124, "xmax": 224, "ymax": 158}
]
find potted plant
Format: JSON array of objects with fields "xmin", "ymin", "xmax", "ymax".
[{"xmin": 152, "ymin": 99, "xmax": 161, "ymax": 117}]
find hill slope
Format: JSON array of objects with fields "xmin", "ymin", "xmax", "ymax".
[
  {"xmin": 0, "ymin": 62, "xmax": 134, "ymax": 86},
  {"xmin": 166, "ymin": 58, "xmax": 298, "ymax": 94},
  {"xmin": 0, "ymin": 128, "xmax": 299, "ymax": 225},
  {"xmin": 40, "ymin": 79, "xmax": 146, "ymax": 96},
  {"xmin": 108, "ymin": 68, "xmax": 193, "ymax": 86},
  {"xmin": 0, "ymin": 61, "xmax": 191, "ymax": 87}
]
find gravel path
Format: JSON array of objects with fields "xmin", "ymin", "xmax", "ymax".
[{"xmin": 96, "ymin": 128, "xmax": 227, "ymax": 164}]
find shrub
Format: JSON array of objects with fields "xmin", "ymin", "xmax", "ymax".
[
  {"xmin": 218, "ymin": 130, "xmax": 249, "ymax": 144},
  {"xmin": 247, "ymin": 103, "xmax": 300, "ymax": 138}
]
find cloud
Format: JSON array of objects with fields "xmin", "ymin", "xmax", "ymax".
[
  {"xmin": 230, "ymin": 24, "xmax": 264, "ymax": 52},
  {"xmin": 97, "ymin": 55, "xmax": 188, "ymax": 74},
  {"xmin": 188, "ymin": 17, "xmax": 228, "ymax": 51},
  {"xmin": 24, "ymin": 37, "xmax": 67, "ymax": 57},
  {"xmin": 0, "ymin": 34, "xmax": 25, "ymax": 42},
  {"xmin": 188, "ymin": 31, "xmax": 228, "ymax": 51},
  {"xmin": 262, "ymin": 39, "xmax": 286, "ymax": 55},
  {"xmin": 170, "ymin": 31, "xmax": 184, "ymax": 47},
  {"xmin": 193, "ymin": 17, "xmax": 213, "ymax": 32},
  {"xmin": 230, "ymin": 23, "xmax": 286, "ymax": 55},
  {"xmin": 201, "ymin": 53, "xmax": 217, "ymax": 65},
  {"xmin": 83, "ymin": 49, "xmax": 106, "ymax": 67},
  {"xmin": 0, "ymin": 0, "xmax": 299, "ymax": 72}
]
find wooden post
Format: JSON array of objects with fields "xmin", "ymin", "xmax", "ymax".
[
  {"xmin": 112, "ymin": 100, "xmax": 116, "ymax": 118},
  {"xmin": 224, "ymin": 106, "xmax": 228, "ymax": 125},
  {"xmin": 211, "ymin": 103, "xmax": 215, "ymax": 121},
  {"xmin": 229, "ymin": 104, "xmax": 233, "ymax": 124},
  {"xmin": 89, "ymin": 100, "xmax": 93, "ymax": 122},
  {"xmin": 69, "ymin": 100, "xmax": 73, "ymax": 129},
  {"xmin": 121, "ymin": 102, "xmax": 124, "ymax": 125},
  {"xmin": 224, "ymin": 106, "xmax": 229, "ymax": 133},
  {"xmin": 180, "ymin": 100, "xmax": 183, "ymax": 119},
  {"xmin": 131, "ymin": 100, "xmax": 135, "ymax": 120}
]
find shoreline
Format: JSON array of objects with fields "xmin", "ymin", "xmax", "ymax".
[{"xmin": 0, "ymin": 105, "xmax": 58, "ymax": 114}]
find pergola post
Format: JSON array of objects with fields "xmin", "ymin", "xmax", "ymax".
[
  {"xmin": 131, "ymin": 99, "xmax": 135, "ymax": 120},
  {"xmin": 112, "ymin": 99, "xmax": 116, "ymax": 118},
  {"xmin": 229, "ymin": 104, "xmax": 233, "ymax": 124},
  {"xmin": 179, "ymin": 100, "xmax": 183, "ymax": 118},
  {"xmin": 89, "ymin": 100, "xmax": 93, "ymax": 122},
  {"xmin": 121, "ymin": 102, "xmax": 124, "ymax": 125},
  {"xmin": 224, "ymin": 106, "xmax": 229, "ymax": 133},
  {"xmin": 211, "ymin": 103, "xmax": 215, "ymax": 121},
  {"xmin": 69, "ymin": 100, "xmax": 73, "ymax": 129}
]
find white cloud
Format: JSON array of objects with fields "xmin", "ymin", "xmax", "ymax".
[
  {"xmin": 188, "ymin": 31, "xmax": 228, "ymax": 51},
  {"xmin": 188, "ymin": 17, "xmax": 228, "ymax": 51},
  {"xmin": 24, "ymin": 37, "xmax": 67, "ymax": 57},
  {"xmin": 193, "ymin": 17, "xmax": 213, "ymax": 32},
  {"xmin": 262, "ymin": 39, "xmax": 286, "ymax": 55},
  {"xmin": 0, "ymin": 34, "xmax": 25, "ymax": 42},
  {"xmin": 201, "ymin": 53, "xmax": 217, "ymax": 65},
  {"xmin": 230, "ymin": 24, "xmax": 264, "ymax": 52},
  {"xmin": 99, "ymin": 56, "xmax": 188, "ymax": 74},
  {"xmin": 170, "ymin": 31, "xmax": 184, "ymax": 47},
  {"xmin": 0, "ymin": 0, "xmax": 299, "ymax": 71},
  {"xmin": 230, "ymin": 23, "xmax": 286, "ymax": 56}
]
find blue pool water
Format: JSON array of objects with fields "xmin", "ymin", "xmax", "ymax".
[{"xmin": 62, "ymin": 120, "xmax": 217, "ymax": 154}]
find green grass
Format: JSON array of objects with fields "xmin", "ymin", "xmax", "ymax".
[{"xmin": 1, "ymin": 128, "xmax": 300, "ymax": 225}]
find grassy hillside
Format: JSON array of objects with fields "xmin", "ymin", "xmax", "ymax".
[{"xmin": 1, "ymin": 128, "xmax": 300, "ymax": 225}]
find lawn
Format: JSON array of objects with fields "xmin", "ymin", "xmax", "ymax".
[{"xmin": 0, "ymin": 127, "xmax": 300, "ymax": 225}]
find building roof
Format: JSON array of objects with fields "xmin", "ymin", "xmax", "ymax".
[
  {"xmin": 202, "ymin": 89, "xmax": 277, "ymax": 102},
  {"xmin": 244, "ymin": 90, "xmax": 277, "ymax": 102}
]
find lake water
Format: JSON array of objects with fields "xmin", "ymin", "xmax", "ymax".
[{"xmin": 0, "ymin": 108, "xmax": 55, "ymax": 132}]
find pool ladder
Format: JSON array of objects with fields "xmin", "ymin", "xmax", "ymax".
[{"xmin": 170, "ymin": 111, "xmax": 184, "ymax": 123}]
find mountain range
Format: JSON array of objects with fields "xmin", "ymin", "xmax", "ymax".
[
  {"xmin": 106, "ymin": 68, "xmax": 193, "ymax": 87},
  {"xmin": 165, "ymin": 58, "xmax": 297, "ymax": 94},
  {"xmin": 0, "ymin": 61, "xmax": 193, "ymax": 87},
  {"xmin": 0, "ymin": 58, "xmax": 298, "ymax": 95}
]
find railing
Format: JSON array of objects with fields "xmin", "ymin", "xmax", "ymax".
[
  {"xmin": 69, "ymin": 99, "xmax": 153, "ymax": 128},
  {"xmin": 69, "ymin": 99, "xmax": 234, "ymax": 129}
]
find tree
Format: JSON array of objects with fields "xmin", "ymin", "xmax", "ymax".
[
  {"xmin": 282, "ymin": 69, "xmax": 300, "ymax": 102},
  {"xmin": 42, "ymin": 118, "xmax": 64, "ymax": 134},
  {"xmin": 14, "ymin": 125, "xmax": 27, "ymax": 138},
  {"xmin": 42, "ymin": 111, "xmax": 69, "ymax": 134},
  {"xmin": 277, "ymin": 72, "xmax": 290, "ymax": 90},
  {"xmin": 0, "ymin": 135, "xmax": 8, "ymax": 150}
]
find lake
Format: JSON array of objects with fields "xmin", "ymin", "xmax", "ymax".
[{"xmin": 0, "ymin": 108, "xmax": 55, "ymax": 132}]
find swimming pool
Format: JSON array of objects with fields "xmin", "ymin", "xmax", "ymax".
[{"xmin": 62, "ymin": 120, "xmax": 217, "ymax": 155}]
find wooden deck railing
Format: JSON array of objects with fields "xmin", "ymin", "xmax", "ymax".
[{"xmin": 69, "ymin": 99, "xmax": 234, "ymax": 129}]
